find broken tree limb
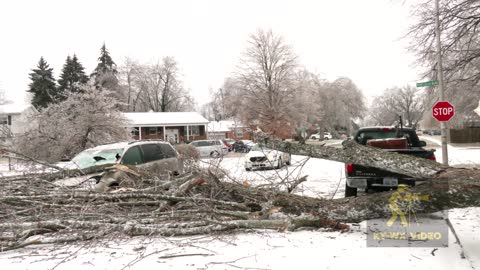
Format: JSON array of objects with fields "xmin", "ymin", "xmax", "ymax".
[
  {"xmin": 0, "ymin": 149, "xmax": 63, "ymax": 171},
  {"xmin": 266, "ymin": 139, "xmax": 445, "ymax": 178}
]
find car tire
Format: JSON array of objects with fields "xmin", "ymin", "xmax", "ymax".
[
  {"xmin": 345, "ymin": 182, "xmax": 357, "ymax": 197},
  {"xmin": 245, "ymin": 167, "xmax": 251, "ymax": 171},
  {"xmin": 210, "ymin": 151, "xmax": 220, "ymax": 158}
]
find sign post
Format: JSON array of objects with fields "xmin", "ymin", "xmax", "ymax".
[{"xmin": 432, "ymin": 101, "xmax": 454, "ymax": 166}]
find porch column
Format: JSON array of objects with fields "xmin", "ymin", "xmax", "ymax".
[
  {"xmin": 205, "ymin": 124, "xmax": 208, "ymax": 139},
  {"xmin": 187, "ymin": 125, "xmax": 190, "ymax": 141},
  {"xmin": 139, "ymin": 126, "xmax": 142, "ymax": 140},
  {"xmin": 163, "ymin": 126, "xmax": 166, "ymax": 141}
]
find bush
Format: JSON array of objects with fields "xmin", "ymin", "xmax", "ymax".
[{"xmin": 175, "ymin": 144, "xmax": 200, "ymax": 161}]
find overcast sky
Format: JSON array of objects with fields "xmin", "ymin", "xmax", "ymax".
[{"xmin": 0, "ymin": 0, "xmax": 421, "ymax": 107}]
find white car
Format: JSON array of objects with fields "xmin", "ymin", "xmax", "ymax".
[
  {"xmin": 244, "ymin": 144, "xmax": 291, "ymax": 171},
  {"xmin": 189, "ymin": 140, "xmax": 229, "ymax": 157},
  {"xmin": 310, "ymin": 132, "xmax": 333, "ymax": 140}
]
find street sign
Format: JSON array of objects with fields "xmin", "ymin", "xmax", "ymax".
[
  {"xmin": 416, "ymin": 80, "xmax": 439, "ymax": 87},
  {"xmin": 432, "ymin": 101, "xmax": 455, "ymax": 122}
]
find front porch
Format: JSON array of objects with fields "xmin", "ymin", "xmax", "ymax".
[{"xmin": 131, "ymin": 125, "xmax": 207, "ymax": 143}]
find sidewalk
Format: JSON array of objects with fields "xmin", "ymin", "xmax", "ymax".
[{"xmin": 449, "ymin": 207, "xmax": 480, "ymax": 269}]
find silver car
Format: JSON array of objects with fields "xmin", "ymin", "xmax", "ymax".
[{"xmin": 189, "ymin": 140, "xmax": 229, "ymax": 157}]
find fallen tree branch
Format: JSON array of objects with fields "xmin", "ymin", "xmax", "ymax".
[{"xmin": 266, "ymin": 140, "xmax": 445, "ymax": 178}]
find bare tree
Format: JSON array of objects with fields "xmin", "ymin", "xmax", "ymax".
[
  {"xmin": 136, "ymin": 57, "xmax": 194, "ymax": 112},
  {"xmin": 14, "ymin": 86, "xmax": 131, "ymax": 162},
  {"xmin": 234, "ymin": 29, "xmax": 298, "ymax": 137},
  {"xmin": 295, "ymin": 72, "xmax": 365, "ymax": 136},
  {"xmin": 408, "ymin": 0, "xmax": 480, "ymax": 118},
  {"xmin": 118, "ymin": 57, "xmax": 195, "ymax": 112},
  {"xmin": 369, "ymin": 86, "xmax": 426, "ymax": 128},
  {"xmin": 118, "ymin": 57, "xmax": 141, "ymax": 111}
]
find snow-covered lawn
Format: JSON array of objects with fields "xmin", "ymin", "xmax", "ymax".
[{"xmin": 1, "ymin": 142, "xmax": 479, "ymax": 270}]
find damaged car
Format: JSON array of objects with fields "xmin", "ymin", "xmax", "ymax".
[
  {"xmin": 244, "ymin": 144, "xmax": 291, "ymax": 171},
  {"xmin": 59, "ymin": 140, "xmax": 184, "ymax": 191}
]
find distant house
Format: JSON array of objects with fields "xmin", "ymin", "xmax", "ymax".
[
  {"xmin": 0, "ymin": 103, "xmax": 36, "ymax": 140},
  {"xmin": 207, "ymin": 120, "xmax": 252, "ymax": 140},
  {"xmin": 122, "ymin": 112, "xmax": 210, "ymax": 143}
]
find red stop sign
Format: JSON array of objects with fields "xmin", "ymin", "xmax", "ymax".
[{"xmin": 432, "ymin": 101, "xmax": 455, "ymax": 122}]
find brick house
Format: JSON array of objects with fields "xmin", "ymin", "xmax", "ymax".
[
  {"xmin": 123, "ymin": 112, "xmax": 210, "ymax": 143},
  {"xmin": 207, "ymin": 120, "xmax": 253, "ymax": 140}
]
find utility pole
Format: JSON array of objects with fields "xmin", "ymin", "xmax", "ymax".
[{"xmin": 435, "ymin": 0, "xmax": 449, "ymax": 166}]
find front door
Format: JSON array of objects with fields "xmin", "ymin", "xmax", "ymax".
[{"xmin": 165, "ymin": 129, "xmax": 179, "ymax": 144}]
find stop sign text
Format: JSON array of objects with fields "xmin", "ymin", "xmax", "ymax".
[{"xmin": 432, "ymin": 101, "xmax": 455, "ymax": 122}]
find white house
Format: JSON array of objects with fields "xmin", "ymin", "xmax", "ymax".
[{"xmin": 0, "ymin": 103, "xmax": 36, "ymax": 140}]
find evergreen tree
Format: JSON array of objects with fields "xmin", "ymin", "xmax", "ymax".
[
  {"xmin": 58, "ymin": 54, "xmax": 89, "ymax": 95},
  {"xmin": 91, "ymin": 43, "xmax": 118, "ymax": 89},
  {"xmin": 27, "ymin": 57, "xmax": 58, "ymax": 108}
]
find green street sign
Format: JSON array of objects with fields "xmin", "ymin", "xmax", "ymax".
[{"xmin": 416, "ymin": 80, "xmax": 439, "ymax": 87}]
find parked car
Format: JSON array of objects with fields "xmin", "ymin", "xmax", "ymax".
[
  {"xmin": 428, "ymin": 129, "xmax": 441, "ymax": 136},
  {"xmin": 222, "ymin": 138, "xmax": 236, "ymax": 152},
  {"xmin": 60, "ymin": 140, "xmax": 184, "ymax": 191},
  {"xmin": 189, "ymin": 139, "xmax": 228, "ymax": 157},
  {"xmin": 310, "ymin": 132, "xmax": 333, "ymax": 140},
  {"xmin": 232, "ymin": 140, "xmax": 255, "ymax": 153},
  {"xmin": 244, "ymin": 144, "xmax": 291, "ymax": 171}
]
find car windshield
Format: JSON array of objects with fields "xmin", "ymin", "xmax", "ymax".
[{"xmin": 71, "ymin": 148, "xmax": 124, "ymax": 169}]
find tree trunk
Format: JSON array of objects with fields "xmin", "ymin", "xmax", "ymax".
[{"xmin": 264, "ymin": 139, "xmax": 480, "ymax": 221}]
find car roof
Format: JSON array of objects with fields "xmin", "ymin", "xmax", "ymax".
[
  {"xmin": 358, "ymin": 126, "xmax": 415, "ymax": 132},
  {"xmin": 88, "ymin": 142, "xmax": 130, "ymax": 151},
  {"xmin": 88, "ymin": 140, "xmax": 173, "ymax": 151}
]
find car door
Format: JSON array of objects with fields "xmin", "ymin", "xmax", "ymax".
[
  {"xmin": 137, "ymin": 143, "xmax": 182, "ymax": 175},
  {"xmin": 120, "ymin": 145, "xmax": 144, "ymax": 166}
]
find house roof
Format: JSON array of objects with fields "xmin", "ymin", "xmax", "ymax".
[
  {"xmin": 122, "ymin": 112, "xmax": 209, "ymax": 127},
  {"xmin": 0, "ymin": 103, "xmax": 32, "ymax": 114},
  {"xmin": 208, "ymin": 120, "xmax": 245, "ymax": 133}
]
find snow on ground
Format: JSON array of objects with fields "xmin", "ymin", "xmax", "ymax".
[
  {"xmin": 200, "ymin": 153, "xmax": 346, "ymax": 199},
  {"xmin": 420, "ymin": 135, "xmax": 480, "ymax": 165},
  {"xmin": 0, "ymin": 222, "xmax": 474, "ymax": 270},
  {"xmin": 1, "ymin": 142, "xmax": 479, "ymax": 269}
]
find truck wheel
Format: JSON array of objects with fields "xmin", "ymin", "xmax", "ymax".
[{"xmin": 345, "ymin": 182, "xmax": 357, "ymax": 197}]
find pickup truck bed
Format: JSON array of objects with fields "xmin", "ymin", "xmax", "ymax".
[{"xmin": 345, "ymin": 127, "xmax": 436, "ymax": 197}]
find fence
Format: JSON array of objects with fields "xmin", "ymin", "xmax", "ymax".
[{"xmin": 450, "ymin": 128, "xmax": 480, "ymax": 143}]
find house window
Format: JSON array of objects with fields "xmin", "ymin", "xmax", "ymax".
[
  {"xmin": 146, "ymin": 127, "xmax": 160, "ymax": 135},
  {"xmin": 131, "ymin": 127, "xmax": 139, "ymax": 136},
  {"xmin": 188, "ymin": 126, "xmax": 200, "ymax": 136},
  {"xmin": 235, "ymin": 128, "xmax": 243, "ymax": 138},
  {"xmin": 0, "ymin": 116, "xmax": 8, "ymax": 125}
]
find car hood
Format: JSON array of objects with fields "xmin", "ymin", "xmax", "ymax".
[
  {"xmin": 54, "ymin": 172, "xmax": 103, "ymax": 189},
  {"xmin": 246, "ymin": 150, "xmax": 278, "ymax": 158}
]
